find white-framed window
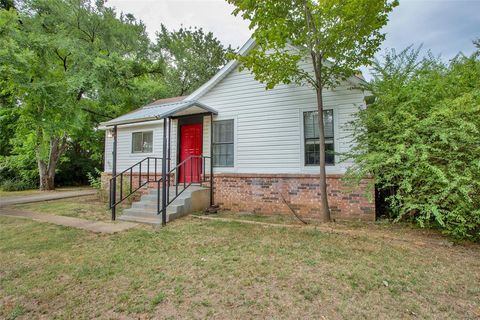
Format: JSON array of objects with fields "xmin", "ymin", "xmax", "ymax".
[
  {"xmin": 304, "ymin": 110, "xmax": 334, "ymax": 165},
  {"xmin": 131, "ymin": 131, "xmax": 153, "ymax": 153},
  {"xmin": 213, "ymin": 120, "xmax": 234, "ymax": 167}
]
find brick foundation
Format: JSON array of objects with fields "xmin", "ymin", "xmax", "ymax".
[
  {"xmin": 102, "ymin": 172, "xmax": 375, "ymax": 221},
  {"xmin": 213, "ymin": 173, "xmax": 375, "ymax": 221}
]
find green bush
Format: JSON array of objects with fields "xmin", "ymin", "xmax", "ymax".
[
  {"xmin": 347, "ymin": 48, "xmax": 480, "ymax": 241},
  {"xmin": 87, "ymin": 168, "xmax": 103, "ymax": 191},
  {"xmin": 1, "ymin": 179, "xmax": 36, "ymax": 191}
]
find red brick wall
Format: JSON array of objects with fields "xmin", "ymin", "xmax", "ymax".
[
  {"xmin": 102, "ymin": 172, "xmax": 375, "ymax": 221},
  {"xmin": 213, "ymin": 173, "xmax": 375, "ymax": 221}
]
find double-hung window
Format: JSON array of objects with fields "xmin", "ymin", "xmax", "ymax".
[
  {"xmin": 213, "ymin": 120, "xmax": 234, "ymax": 167},
  {"xmin": 304, "ymin": 110, "xmax": 334, "ymax": 165},
  {"xmin": 131, "ymin": 131, "xmax": 153, "ymax": 153}
]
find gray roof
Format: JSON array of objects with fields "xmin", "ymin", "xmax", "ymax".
[{"xmin": 102, "ymin": 100, "xmax": 218, "ymax": 126}]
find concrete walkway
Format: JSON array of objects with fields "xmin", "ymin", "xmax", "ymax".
[
  {"xmin": 0, "ymin": 188, "xmax": 138, "ymax": 233},
  {"xmin": 0, "ymin": 189, "xmax": 97, "ymax": 207},
  {"xmin": 0, "ymin": 207, "xmax": 138, "ymax": 234}
]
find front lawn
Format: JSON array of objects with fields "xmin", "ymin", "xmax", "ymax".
[
  {"xmin": 13, "ymin": 195, "xmax": 112, "ymax": 221},
  {"xmin": 0, "ymin": 213, "xmax": 479, "ymax": 319}
]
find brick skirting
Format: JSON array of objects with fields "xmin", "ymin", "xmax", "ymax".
[
  {"xmin": 102, "ymin": 172, "xmax": 375, "ymax": 221},
  {"xmin": 213, "ymin": 173, "xmax": 375, "ymax": 221}
]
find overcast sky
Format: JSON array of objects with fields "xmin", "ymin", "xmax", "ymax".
[{"xmin": 108, "ymin": 0, "xmax": 479, "ymax": 78}]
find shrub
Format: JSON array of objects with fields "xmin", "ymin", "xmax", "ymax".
[
  {"xmin": 346, "ymin": 48, "xmax": 480, "ymax": 241},
  {"xmin": 87, "ymin": 168, "xmax": 103, "ymax": 191},
  {"xmin": 1, "ymin": 179, "xmax": 36, "ymax": 191}
]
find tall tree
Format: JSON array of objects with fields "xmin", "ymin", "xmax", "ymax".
[
  {"xmin": 155, "ymin": 24, "xmax": 234, "ymax": 96},
  {"xmin": 0, "ymin": 0, "xmax": 165, "ymax": 190},
  {"xmin": 227, "ymin": 0, "xmax": 398, "ymax": 221}
]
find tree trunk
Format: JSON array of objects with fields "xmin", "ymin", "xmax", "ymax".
[
  {"xmin": 309, "ymin": 49, "xmax": 331, "ymax": 222},
  {"xmin": 315, "ymin": 86, "xmax": 331, "ymax": 222},
  {"xmin": 39, "ymin": 167, "xmax": 55, "ymax": 190},
  {"xmin": 36, "ymin": 135, "xmax": 68, "ymax": 191}
]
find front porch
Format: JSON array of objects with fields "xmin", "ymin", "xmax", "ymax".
[{"xmin": 101, "ymin": 99, "xmax": 218, "ymax": 225}]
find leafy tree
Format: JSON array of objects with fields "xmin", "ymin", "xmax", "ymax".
[
  {"xmin": 227, "ymin": 0, "xmax": 398, "ymax": 221},
  {"xmin": 0, "ymin": 0, "xmax": 14, "ymax": 10},
  {"xmin": 155, "ymin": 24, "xmax": 234, "ymax": 96},
  {"xmin": 0, "ymin": 0, "xmax": 166, "ymax": 190},
  {"xmin": 346, "ymin": 47, "xmax": 480, "ymax": 240}
]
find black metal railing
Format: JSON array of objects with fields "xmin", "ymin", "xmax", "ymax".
[
  {"xmin": 109, "ymin": 157, "xmax": 164, "ymax": 210},
  {"xmin": 164, "ymin": 155, "xmax": 212, "ymax": 209},
  {"xmin": 109, "ymin": 155, "xmax": 212, "ymax": 225}
]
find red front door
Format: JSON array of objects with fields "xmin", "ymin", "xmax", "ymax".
[{"xmin": 179, "ymin": 123, "xmax": 203, "ymax": 183}]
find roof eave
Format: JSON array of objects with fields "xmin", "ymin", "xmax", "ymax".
[{"xmin": 99, "ymin": 101, "xmax": 218, "ymax": 128}]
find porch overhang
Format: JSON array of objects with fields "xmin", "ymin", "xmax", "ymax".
[{"xmin": 100, "ymin": 100, "xmax": 218, "ymax": 128}]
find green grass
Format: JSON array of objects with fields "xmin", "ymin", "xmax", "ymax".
[
  {"xmin": 13, "ymin": 195, "xmax": 114, "ymax": 221},
  {"xmin": 0, "ymin": 214, "xmax": 479, "ymax": 319}
]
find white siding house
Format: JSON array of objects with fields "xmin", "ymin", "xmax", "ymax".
[{"xmin": 101, "ymin": 38, "xmax": 374, "ymax": 220}]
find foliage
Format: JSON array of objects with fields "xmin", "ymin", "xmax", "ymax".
[
  {"xmin": 0, "ymin": 0, "xmax": 14, "ymax": 10},
  {"xmin": 86, "ymin": 167, "xmax": 102, "ymax": 190},
  {"xmin": 346, "ymin": 47, "xmax": 480, "ymax": 240},
  {"xmin": 0, "ymin": 0, "xmax": 167, "ymax": 189},
  {"xmin": 0, "ymin": 1, "xmax": 231, "ymax": 190},
  {"xmin": 0, "ymin": 178, "xmax": 36, "ymax": 191},
  {"xmin": 226, "ymin": 0, "xmax": 397, "ymax": 221},
  {"xmin": 227, "ymin": 0, "xmax": 397, "ymax": 89},
  {"xmin": 155, "ymin": 24, "xmax": 233, "ymax": 96}
]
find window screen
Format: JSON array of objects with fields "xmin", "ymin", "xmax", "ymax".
[
  {"xmin": 213, "ymin": 120, "xmax": 234, "ymax": 167},
  {"xmin": 304, "ymin": 110, "xmax": 334, "ymax": 165},
  {"xmin": 131, "ymin": 131, "xmax": 153, "ymax": 153}
]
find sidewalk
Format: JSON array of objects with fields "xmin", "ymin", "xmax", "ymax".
[
  {"xmin": 0, "ymin": 188, "xmax": 138, "ymax": 233},
  {"xmin": 0, "ymin": 207, "xmax": 137, "ymax": 234},
  {"xmin": 0, "ymin": 189, "xmax": 96, "ymax": 207}
]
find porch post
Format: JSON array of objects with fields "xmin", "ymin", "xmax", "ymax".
[
  {"xmin": 167, "ymin": 118, "xmax": 171, "ymax": 172},
  {"xmin": 111, "ymin": 125, "xmax": 117, "ymax": 221},
  {"xmin": 167, "ymin": 117, "xmax": 171, "ymax": 204},
  {"xmin": 161, "ymin": 118, "xmax": 167, "ymax": 226},
  {"xmin": 210, "ymin": 113, "xmax": 214, "ymax": 206}
]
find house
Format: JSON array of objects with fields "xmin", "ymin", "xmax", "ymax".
[{"xmin": 100, "ymin": 38, "xmax": 374, "ymax": 224}]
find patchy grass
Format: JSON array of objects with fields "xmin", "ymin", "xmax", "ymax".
[
  {"xmin": 12, "ymin": 195, "xmax": 112, "ymax": 221},
  {"xmin": 211, "ymin": 211, "xmax": 303, "ymax": 225},
  {"xmin": 0, "ymin": 215, "xmax": 479, "ymax": 319}
]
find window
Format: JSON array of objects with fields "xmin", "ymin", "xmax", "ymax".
[
  {"xmin": 304, "ymin": 110, "xmax": 334, "ymax": 165},
  {"xmin": 213, "ymin": 120, "xmax": 234, "ymax": 167},
  {"xmin": 131, "ymin": 131, "xmax": 153, "ymax": 153}
]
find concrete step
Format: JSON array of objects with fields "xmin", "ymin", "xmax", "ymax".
[{"xmin": 118, "ymin": 185, "xmax": 210, "ymax": 225}]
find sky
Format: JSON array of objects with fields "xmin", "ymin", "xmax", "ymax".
[{"xmin": 107, "ymin": 0, "xmax": 480, "ymax": 78}]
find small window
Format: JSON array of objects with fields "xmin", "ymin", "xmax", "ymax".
[
  {"xmin": 132, "ymin": 131, "xmax": 153, "ymax": 153},
  {"xmin": 213, "ymin": 120, "xmax": 234, "ymax": 167},
  {"xmin": 304, "ymin": 110, "xmax": 334, "ymax": 165}
]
